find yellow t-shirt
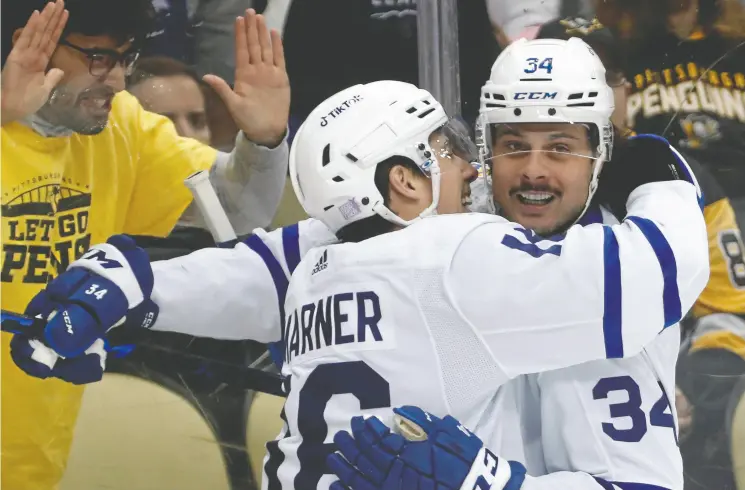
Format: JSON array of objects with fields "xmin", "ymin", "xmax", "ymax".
[{"xmin": 1, "ymin": 90, "xmax": 216, "ymax": 490}]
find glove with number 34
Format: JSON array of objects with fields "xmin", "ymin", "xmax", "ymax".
[
  {"xmin": 10, "ymin": 235, "xmax": 158, "ymax": 384},
  {"xmin": 327, "ymin": 405, "xmax": 527, "ymax": 490}
]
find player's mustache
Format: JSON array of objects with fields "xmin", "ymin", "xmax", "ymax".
[{"xmin": 508, "ymin": 184, "xmax": 561, "ymax": 197}]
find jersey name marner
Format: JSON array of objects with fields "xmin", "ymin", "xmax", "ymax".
[{"xmin": 283, "ymin": 291, "xmax": 384, "ymax": 363}]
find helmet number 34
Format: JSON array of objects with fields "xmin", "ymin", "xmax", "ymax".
[{"xmin": 524, "ymin": 57, "xmax": 554, "ymax": 74}]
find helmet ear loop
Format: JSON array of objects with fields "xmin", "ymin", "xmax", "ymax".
[
  {"xmin": 414, "ymin": 141, "xmax": 441, "ymax": 213},
  {"xmin": 415, "ymin": 142, "xmax": 435, "ymax": 176}
]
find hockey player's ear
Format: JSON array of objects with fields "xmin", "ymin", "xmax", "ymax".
[{"xmin": 388, "ymin": 164, "xmax": 427, "ymax": 202}]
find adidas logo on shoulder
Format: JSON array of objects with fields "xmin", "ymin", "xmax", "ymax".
[{"xmin": 312, "ymin": 250, "xmax": 329, "ymax": 275}]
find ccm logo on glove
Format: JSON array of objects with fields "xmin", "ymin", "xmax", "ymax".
[
  {"xmin": 62, "ymin": 310, "xmax": 73, "ymax": 335},
  {"xmin": 81, "ymin": 249, "xmax": 123, "ymax": 270}
]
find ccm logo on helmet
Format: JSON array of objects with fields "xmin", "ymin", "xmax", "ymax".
[{"xmin": 514, "ymin": 92, "xmax": 558, "ymax": 100}]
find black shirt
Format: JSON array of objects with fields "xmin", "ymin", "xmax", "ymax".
[{"xmin": 625, "ymin": 30, "xmax": 745, "ymax": 199}]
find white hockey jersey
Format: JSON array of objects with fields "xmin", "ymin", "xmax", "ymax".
[
  {"xmin": 148, "ymin": 181, "xmax": 709, "ymax": 490},
  {"xmin": 505, "ymin": 207, "xmax": 685, "ymax": 490}
]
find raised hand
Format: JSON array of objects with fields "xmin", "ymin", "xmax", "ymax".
[
  {"xmin": 203, "ymin": 9, "xmax": 290, "ymax": 148},
  {"xmin": 1, "ymin": 0, "xmax": 69, "ymax": 125}
]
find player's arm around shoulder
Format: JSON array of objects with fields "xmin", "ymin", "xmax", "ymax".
[
  {"xmin": 19, "ymin": 218, "xmax": 334, "ymax": 351},
  {"xmin": 448, "ymin": 137, "xmax": 709, "ymax": 376},
  {"xmin": 151, "ymin": 217, "xmax": 336, "ymax": 340}
]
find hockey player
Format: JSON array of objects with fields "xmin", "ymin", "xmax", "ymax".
[
  {"xmin": 10, "ymin": 50, "xmax": 708, "ymax": 490},
  {"xmin": 330, "ymin": 37, "xmax": 702, "ymax": 490},
  {"xmin": 531, "ymin": 20, "xmax": 745, "ymax": 489}
]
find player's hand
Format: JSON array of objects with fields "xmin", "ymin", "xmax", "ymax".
[
  {"xmin": 327, "ymin": 405, "xmax": 527, "ymax": 490},
  {"xmin": 10, "ymin": 235, "xmax": 159, "ymax": 383},
  {"xmin": 10, "ymin": 336, "xmax": 107, "ymax": 385},
  {"xmin": 202, "ymin": 9, "xmax": 289, "ymax": 148},
  {"xmin": 596, "ymin": 134, "xmax": 701, "ymax": 217},
  {"xmin": 0, "ymin": 0, "xmax": 68, "ymax": 126}
]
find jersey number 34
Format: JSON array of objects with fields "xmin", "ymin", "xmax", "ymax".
[{"xmin": 593, "ymin": 376, "xmax": 677, "ymax": 444}]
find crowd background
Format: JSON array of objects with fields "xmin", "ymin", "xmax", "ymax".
[{"xmin": 1, "ymin": 0, "xmax": 745, "ymax": 489}]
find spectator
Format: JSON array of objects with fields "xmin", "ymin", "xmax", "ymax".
[
  {"xmin": 595, "ymin": 0, "xmax": 745, "ymax": 233},
  {"xmin": 0, "ymin": 2, "xmax": 289, "ymax": 489},
  {"xmin": 128, "ymin": 56, "xmax": 211, "ymax": 145},
  {"xmin": 281, "ymin": 0, "xmax": 500, "ymax": 128}
]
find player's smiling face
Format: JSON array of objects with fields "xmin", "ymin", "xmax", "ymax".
[{"xmin": 489, "ymin": 123, "xmax": 595, "ymax": 235}]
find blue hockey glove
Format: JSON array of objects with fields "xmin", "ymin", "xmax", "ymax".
[
  {"xmin": 10, "ymin": 235, "xmax": 158, "ymax": 383},
  {"xmin": 10, "ymin": 336, "xmax": 107, "ymax": 384},
  {"xmin": 327, "ymin": 405, "xmax": 526, "ymax": 490}
]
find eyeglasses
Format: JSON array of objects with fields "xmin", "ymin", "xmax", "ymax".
[
  {"xmin": 59, "ymin": 39, "xmax": 140, "ymax": 77},
  {"xmin": 606, "ymin": 70, "xmax": 628, "ymax": 88}
]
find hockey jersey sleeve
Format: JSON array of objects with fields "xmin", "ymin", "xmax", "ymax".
[
  {"xmin": 149, "ymin": 218, "xmax": 338, "ymax": 342},
  {"xmin": 451, "ymin": 180, "xmax": 710, "ymax": 379}
]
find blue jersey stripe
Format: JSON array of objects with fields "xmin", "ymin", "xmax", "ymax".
[
  {"xmin": 282, "ymin": 224, "xmax": 302, "ymax": 274},
  {"xmin": 603, "ymin": 226, "xmax": 623, "ymax": 358},
  {"xmin": 578, "ymin": 205, "xmax": 604, "ymax": 226},
  {"xmin": 599, "ymin": 479, "xmax": 672, "ymax": 490},
  {"xmin": 592, "ymin": 478, "xmax": 617, "ymax": 490},
  {"xmin": 244, "ymin": 233, "xmax": 288, "ymax": 368},
  {"xmin": 626, "ymin": 216, "xmax": 682, "ymax": 328}
]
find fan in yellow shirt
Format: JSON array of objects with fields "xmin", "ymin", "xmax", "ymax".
[{"xmin": 0, "ymin": 1, "xmax": 290, "ymax": 489}]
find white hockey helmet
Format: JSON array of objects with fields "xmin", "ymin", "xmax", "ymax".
[
  {"xmin": 476, "ymin": 37, "xmax": 615, "ymax": 218},
  {"xmin": 289, "ymin": 80, "xmax": 454, "ymax": 234}
]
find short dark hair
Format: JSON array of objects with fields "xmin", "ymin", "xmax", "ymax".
[
  {"xmin": 2, "ymin": 0, "xmax": 155, "ymax": 66},
  {"xmin": 127, "ymin": 56, "xmax": 202, "ymax": 90},
  {"xmin": 336, "ymin": 157, "xmax": 424, "ymax": 243}
]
